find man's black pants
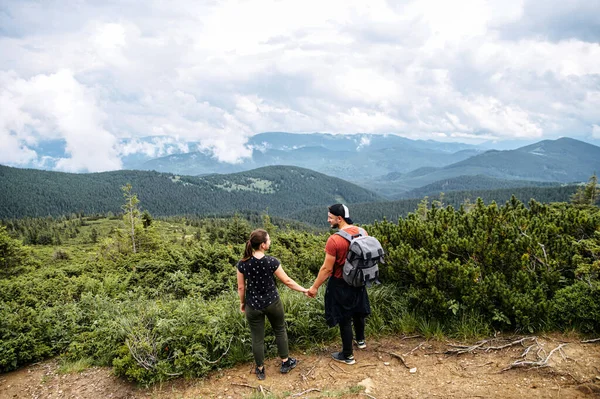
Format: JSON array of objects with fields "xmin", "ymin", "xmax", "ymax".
[{"xmin": 339, "ymin": 314, "xmax": 366, "ymax": 357}]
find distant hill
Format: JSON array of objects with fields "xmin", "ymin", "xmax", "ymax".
[
  {"xmin": 397, "ymin": 175, "xmax": 561, "ymax": 200},
  {"xmin": 372, "ymin": 138, "xmax": 600, "ymax": 195},
  {"xmin": 0, "ymin": 165, "xmax": 383, "ymax": 219},
  {"xmin": 137, "ymin": 132, "xmax": 481, "ymax": 184},
  {"xmin": 290, "ymin": 185, "xmax": 579, "ymax": 226}
]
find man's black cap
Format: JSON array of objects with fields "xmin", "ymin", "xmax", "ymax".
[{"xmin": 328, "ymin": 203, "xmax": 353, "ymax": 224}]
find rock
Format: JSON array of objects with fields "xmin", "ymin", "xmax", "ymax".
[
  {"xmin": 578, "ymin": 384, "xmax": 600, "ymax": 394},
  {"xmin": 383, "ymin": 362, "xmax": 390, "ymax": 366},
  {"xmin": 409, "ymin": 367, "xmax": 417, "ymax": 373},
  {"xmin": 358, "ymin": 378, "xmax": 375, "ymax": 394}
]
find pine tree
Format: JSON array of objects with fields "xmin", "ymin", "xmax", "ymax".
[
  {"xmin": 141, "ymin": 210, "xmax": 153, "ymax": 228},
  {"xmin": 90, "ymin": 227, "xmax": 98, "ymax": 243},
  {"xmin": 0, "ymin": 225, "xmax": 27, "ymax": 276},
  {"xmin": 416, "ymin": 196, "xmax": 429, "ymax": 220},
  {"xmin": 121, "ymin": 184, "xmax": 140, "ymax": 253},
  {"xmin": 584, "ymin": 173, "xmax": 599, "ymax": 205},
  {"xmin": 571, "ymin": 173, "xmax": 599, "ymax": 206}
]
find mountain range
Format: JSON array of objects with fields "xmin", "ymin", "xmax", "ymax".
[
  {"xmin": 0, "ymin": 163, "xmax": 581, "ymax": 225},
  {"xmin": 369, "ymin": 137, "xmax": 600, "ymax": 198},
  {"xmin": 136, "ymin": 132, "xmax": 483, "ymax": 184},
  {"xmin": 136, "ymin": 134, "xmax": 600, "ymax": 199},
  {"xmin": 0, "ymin": 164, "xmax": 382, "ymax": 220},
  {"xmin": 2, "ymin": 134, "xmax": 599, "ymax": 214}
]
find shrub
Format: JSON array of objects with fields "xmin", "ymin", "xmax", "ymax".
[{"xmin": 551, "ymin": 281, "xmax": 600, "ymax": 334}]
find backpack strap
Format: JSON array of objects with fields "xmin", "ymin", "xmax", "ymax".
[
  {"xmin": 335, "ymin": 229, "xmax": 354, "ymax": 242},
  {"xmin": 335, "ymin": 228, "xmax": 366, "ymax": 242}
]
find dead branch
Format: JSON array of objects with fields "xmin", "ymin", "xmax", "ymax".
[
  {"xmin": 329, "ymin": 362, "xmax": 348, "ymax": 373},
  {"xmin": 231, "ymin": 382, "xmax": 271, "ymax": 393},
  {"xmin": 520, "ymin": 343, "xmax": 536, "ymax": 358},
  {"xmin": 403, "ymin": 342, "xmax": 425, "ymax": 356},
  {"xmin": 291, "ymin": 388, "xmax": 321, "ymax": 397},
  {"xmin": 485, "ymin": 336, "xmax": 537, "ymax": 351},
  {"xmin": 402, "ymin": 335, "xmax": 422, "ymax": 340},
  {"xmin": 196, "ymin": 335, "xmax": 234, "ymax": 364},
  {"xmin": 582, "ymin": 338, "xmax": 600, "ymax": 343},
  {"xmin": 231, "ymin": 382, "xmax": 258, "ymax": 390},
  {"xmin": 387, "ymin": 351, "xmax": 410, "ymax": 369},
  {"xmin": 502, "ymin": 343, "xmax": 568, "ymax": 371},
  {"xmin": 445, "ymin": 340, "xmax": 487, "ymax": 355},
  {"xmin": 445, "ymin": 336, "xmax": 539, "ymax": 355},
  {"xmin": 301, "ymin": 364, "xmax": 317, "ymax": 382},
  {"xmin": 538, "ymin": 243, "xmax": 549, "ymax": 268}
]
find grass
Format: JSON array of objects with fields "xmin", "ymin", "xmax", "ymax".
[
  {"xmin": 417, "ymin": 318, "xmax": 444, "ymax": 340},
  {"xmin": 319, "ymin": 385, "xmax": 366, "ymax": 397},
  {"xmin": 57, "ymin": 357, "xmax": 94, "ymax": 374},
  {"xmin": 450, "ymin": 311, "xmax": 492, "ymax": 341}
]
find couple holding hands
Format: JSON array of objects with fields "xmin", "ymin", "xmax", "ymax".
[{"xmin": 236, "ymin": 204, "xmax": 371, "ymax": 380}]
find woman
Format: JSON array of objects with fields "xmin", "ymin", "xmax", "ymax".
[{"xmin": 236, "ymin": 229, "xmax": 307, "ymax": 380}]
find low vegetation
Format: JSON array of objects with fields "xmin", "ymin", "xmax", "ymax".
[{"xmin": 1, "ymin": 181, "xmax": 599, "ymax": 386}]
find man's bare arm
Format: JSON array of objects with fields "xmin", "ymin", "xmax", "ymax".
[{"xmin": 308, "ymin": 253, "xmax": 336, "ymax": 297}]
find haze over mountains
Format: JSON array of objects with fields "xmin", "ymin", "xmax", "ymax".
[
  {"xmin": 136, "ymin": 132, "xmax": 482, "ymax": 183},
  {"xmin": 135, "ymin": 134, "xmax": 600, "ymax": 198},
  {"xmin": 375, "ymin": 137, "xmax": 600, "ymax": 198}
]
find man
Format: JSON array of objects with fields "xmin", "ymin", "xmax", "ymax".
[{"xmin": 307, "ymin": 203, "xmax": 370, "ymax": 365}]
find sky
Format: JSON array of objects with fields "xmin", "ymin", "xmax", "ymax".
[{"xmin": 1, "ymin": 0, "xmax": 599, "ymax": 172}]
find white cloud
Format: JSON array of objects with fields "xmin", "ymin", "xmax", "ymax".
[
  {"xmin": 0, "ymin": 69, "xmax": 121, "ymax": 172},
  {"xmin": 0, "ymin": 133, "xmax": 38, "ymax": 164},
  {"xmin": 119, "ymin": 137, "xmax": 190, "ymax": 158},
  {"xmin": 0, "ymin": 0, "xmax": 599, "ymax": 170},
  {"xmin": 459, "ymin": 96, "xmax": 543, "ymax": 138},
  {"xmin": 356, "ymin": 136, "xmax": 371, "ymax": 150}
]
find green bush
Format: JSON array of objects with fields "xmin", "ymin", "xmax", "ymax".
[
  {"xmin": 371, "ymin": 198, "xmax": 600, "ymax": 332},
  {"xmin": 1, "ymin": 202, "xmax": 600, "ymax": 382},
  {"xmin": 551, "ymin": 281, "xmax": 600, "ymax": 333}
]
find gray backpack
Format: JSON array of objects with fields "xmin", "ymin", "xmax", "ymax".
[{"xmin": 336, "ymin": 228, "xmax": 384, "ymax": 287}]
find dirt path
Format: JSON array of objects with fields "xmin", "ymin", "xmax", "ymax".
[{"xmin": 1, "ymin": 335, "xmax": 599, "ymax": 398}]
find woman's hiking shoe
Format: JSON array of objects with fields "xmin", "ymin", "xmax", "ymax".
[
  {"xmin": 280, "ymin": 357, "xmax": 297, "ymax": 373},
  {"xmin": 331, "ymin": 352, "xmax": 356, "ymax": 365},
  {"xmin": 255, "ymin": 366, "xmax": 266, "ymax": 380},
  {"xmin": 355, "ymin": 340, "xmax": 367, "ymax": 349}
]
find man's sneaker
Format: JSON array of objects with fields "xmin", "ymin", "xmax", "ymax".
[
  {"xmin": 331, "ymin": 352, "xmax": 356, "ymax": 365},
  {"xmin": 280, "ymin": 357, "xmax": 297, "ymax": 373},
  {"xmin": 255, "ymin": 366, "xmax": 265, "ymax": 380},
  {"xmin": 355, "ymin": 340, "xmax": 367, "ymax": 349}
]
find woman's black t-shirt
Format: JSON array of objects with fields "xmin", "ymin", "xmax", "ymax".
[{"xmin": 237, "ymin": 255, "xmax": 281, "ymax": 310}]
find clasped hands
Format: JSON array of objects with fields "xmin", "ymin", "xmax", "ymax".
[{"xmin": 304, "ymin": 286, "xmax": 318, "ymax": 298}]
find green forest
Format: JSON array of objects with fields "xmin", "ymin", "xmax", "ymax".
[
  {"xmin": 1, "ymin": 178, "xmax": 599, "ymax": 385},
  {"xmin": 0, "ymin": 165, "xmax": 381, "ymax": 220},
  {"xmin": 0, "ymin": 164, "xmax": 584, "ymax": 227}
]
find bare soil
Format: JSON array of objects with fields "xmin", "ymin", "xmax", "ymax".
[{"xmin": 1, "ymin": 334, "xmax": 599, "ymax": 399}]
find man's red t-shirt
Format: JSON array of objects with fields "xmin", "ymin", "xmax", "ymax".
[{"xmin": 325, "ymin": 226, "xmax": 366, "ymax": 278}]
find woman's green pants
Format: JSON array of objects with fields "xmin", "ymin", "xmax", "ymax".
[{"xmin": 245, "ymin": 298, "xmax": 289, "ymax": 367}]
